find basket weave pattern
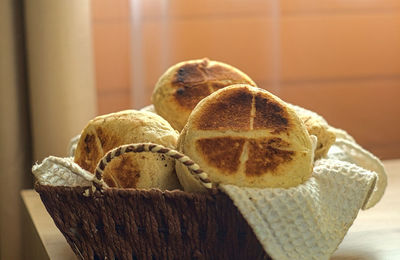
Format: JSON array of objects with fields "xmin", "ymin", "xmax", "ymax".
[{"xmin": 35, "ymin": 184, "xmax": 270, "ymax": 260}]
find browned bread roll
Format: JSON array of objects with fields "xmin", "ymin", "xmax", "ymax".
[
  {"xmin": 152, "ymin": 58, "xmax": 256, "ymax": 131},
  {"xmin": 176, "ymin": 84, "xmax": 315, "ymax": 192},
  {"xmin": 74, "ymin": 110, "xmax": 181, "ymax": 190}
]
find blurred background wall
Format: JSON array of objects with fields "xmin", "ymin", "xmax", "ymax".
[
  {"xmin": 24, "ymin": 0, "xmax": 97, "ymax": 161},
  {"xmin": 93, "ymin": 0, "xmax": 400, "ymax": 159},
  {"xmin": 1, "ymin": 0, "xmax": 96, "ymax": 258},
  {"xmin": 0, "ymin": 0, "xmax": 31, "ymax": 258}
]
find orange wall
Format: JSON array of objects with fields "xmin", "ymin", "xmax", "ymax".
[{"xmin": 91, "ymin": 0, "xmax": 400, "ymax": 159}]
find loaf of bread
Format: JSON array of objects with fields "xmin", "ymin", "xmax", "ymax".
[
  {"xmin": 152, "ymin": 58, "xmax": 256, "ymax": 131},
  {"xmin": 74, "ymin": 110, "xmax": 181, "ymax": 190},
  {"xmin": 176, "ymin": 84, "xmax": 315, "ymax": 192}
]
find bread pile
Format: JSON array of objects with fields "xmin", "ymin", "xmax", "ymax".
[
  {"xmin": 32, "ymin": 58, "xmax": 386, "ymax": 260},
  {"xmin": 74, "ymin": 58, "xmax": 337, "ymax": 191}
]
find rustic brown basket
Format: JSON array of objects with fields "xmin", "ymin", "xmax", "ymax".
[{"xmin": 34, "ymin": 143, "xmax": 271, "ymax": 260}]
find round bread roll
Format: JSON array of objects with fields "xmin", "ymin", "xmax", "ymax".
[
  {"xmin": 176, "ymin": 84, "xmax": 314, "ymax": 192},
  {"xmin": 152, "ymin": 58, "xmax": 257, "ymax": 131},
  {"xmin": 290, "ymin": 104, "xmax": 336, "ymax": 159},
  {"xmin": 74, "ymin": 110, "xmax": 181, "ymax": 190}
]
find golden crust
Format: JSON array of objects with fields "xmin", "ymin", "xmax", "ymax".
[
  {"xmin": 74, "ymin": 110, "xmax": 181, "ymax": 190},
  {"xmin": 195, "ymin": 87, "xmax": 253, "ymax": 130},
  {"xmin": 303, "ymin": 117, "xmax": 336, "ymax": 159},
  {"xmin": 196, "ymin": 137, "xmax": 245, "ymax": 175},
  {"xmin": 290, "ymin": 104, "xmax": 336, "ymax": 159},
  {"xmin": 245, "ymin": 138, "xmax": 295, "ymax": 176},
  {"xmin": 176, "ymin": 85, "xmax": 314, "ymax": 191},
  {"xmin": 253, "ymin": 93, "xmax": 290, "ymax": 133},
  {"xmin": 152, "ymin": 58, "xmax": 257, "ymax": 131}
]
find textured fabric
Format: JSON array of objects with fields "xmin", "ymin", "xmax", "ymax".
[
  {"xmin": 218, "ymin": 128, "xmax": 386, "ymax": 260},
  {"xmin": 32, "ymin": 156, "xmax": 94, "ymax": 187},
  {"xmin": 327, "ymin": 138, "xmax": 387, "ymax": 209},
  {"xmin": 220, "ymin": 159, "xmax": 377, "ymax": 260}
]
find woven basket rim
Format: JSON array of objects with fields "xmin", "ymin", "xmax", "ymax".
[{"xmin": 34, "ymin": 181, "xmax": 219, "ymax": 197}]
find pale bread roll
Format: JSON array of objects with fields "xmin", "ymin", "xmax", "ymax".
[
  {"xmin": 74, "ymin": 110, "xmax": 181, "ymax": 190},
  {"xmin": 290, "ymin": 104, "xmax": 336, "ymax": 159},
  {"xmin": 152, "ymin": 58, "xmax": 256, "ymax": 131},
  {"xmin": 176, "ymin": 85, "xmax": 314, "ymax": 192}
]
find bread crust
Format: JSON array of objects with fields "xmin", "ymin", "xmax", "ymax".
[
  {"xmin": 74, "ymin": 110, "xmax": 181, "ymax": 190},
  {"xmin": 176, "ymin": 85, "xmax": 314, "ymax": 191},
  {"xmin": 290, "ymin": 104, "xmax": 336, "ymax": 159},
  {"xmin": 152, "ymin": 58, "xmax": 256, "ymax": 131}
]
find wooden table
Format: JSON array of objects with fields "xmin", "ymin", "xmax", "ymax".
[{"xmin": 22, "ymin": 159, "xmax": 400, "ymax": 260}]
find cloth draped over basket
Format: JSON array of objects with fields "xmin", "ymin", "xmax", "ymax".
[{"xmin": 33, "ymin": 127, "xmax": 386, "ymax": 260}]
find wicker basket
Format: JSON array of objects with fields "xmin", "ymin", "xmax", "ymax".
[{"xmin": 34, "ymin": 143, "xmax": 271, "ymax": 260}]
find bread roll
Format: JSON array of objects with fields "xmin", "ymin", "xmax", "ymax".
[
  {"xmin": 176, "ymin": 85, "xmax": 314, "ymax": 192},
  {"xmin": 152, "ymin": 58, "xmax": 256, "ymax": 131},
  {"xmin": 290, "ymin": 104, "xmax": 336, "ymax": 159},
  {"xmin": 74, "ymin": 110, "xmax": 181, "ymax": 190}
]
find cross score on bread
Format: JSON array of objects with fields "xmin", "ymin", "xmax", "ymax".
[
  {"xmin": 173, "ymin": 58, "xmax": 255, "ymax": 109},
  {"xmin": 178, "ymin": 85, "xmax": 313, "ymax": 190},
  {"xmin": 152, "ymin": 58, "xmax": 256, "ymax": 131}
]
